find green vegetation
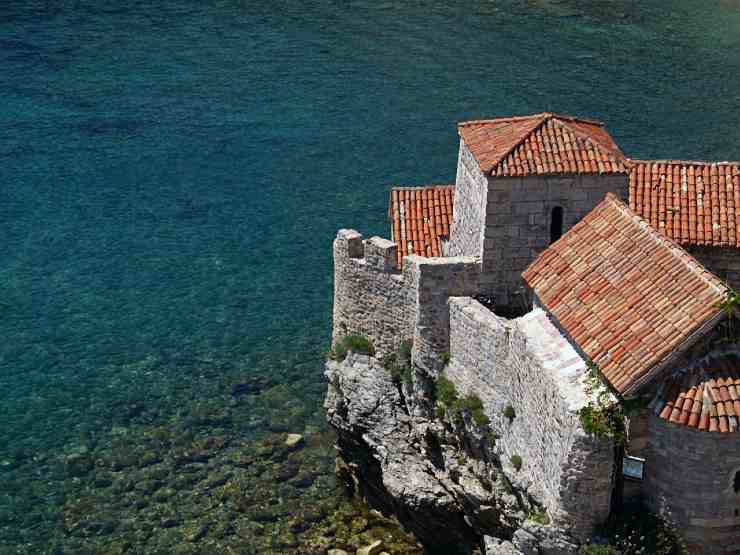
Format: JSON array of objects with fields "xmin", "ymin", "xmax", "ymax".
[
  {"xmin": 440, "ymin": 351, "xmax": 451, "ymax": 365},
  {"xmin": 578, "ymin": 361, "xmax": 650, "ymax": 446},
  {"xmin": 580, "ymin": 501, "xmax": 688, "ymax": 555},
  {"xmin": 510, "ymin": 454, "xmax": 522, "ymax": 471},
  {"xmin": 717, "ymin": 289, "xmax": 740, "ymax": 343},
  {"xmin": 434, "ymin": 376, "xmax": 489, "ymax": 426},
  {"xmin": 383, "ymin": 339, "xmax": 413, "ymax": 384},
  {"xmin": 458, "ymin": 394, "xmax": 490, "ymax": 426},
  {"xmin": 528, "ymin": 506, "xmax": 550, "ymax": 525},
  {"xmin": 436, "ymin": 376, "xmax": 458, "ymax": 406},
  {"xmin": 329, "ymin": 334, "xmax": 375, "ymax": 361},
  {"xmin": 503, "ymin": 404, "xmax": 516, "ymax": 422}
]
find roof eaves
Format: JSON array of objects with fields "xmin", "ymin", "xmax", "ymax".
[{"xmin": 623, "ymin": 311, "xmax": 727, "ymax": 396}]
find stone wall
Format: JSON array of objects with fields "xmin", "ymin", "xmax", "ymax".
[
  {"xmin": 445, "ymin": 297, "xmax": 615, "ymax": 537},
  {"xmin": 643, "ymin": 413, "xmax": 740, "ymax": 554},
  {"xmin": 446, "ymin": 139, "xmax": 488, "ymax": 259},
  {"xmin": 480, "ymin": 174, "xmax": 629, "ymax": 309},
  {"xmin": 333, "ymin": 229, "xmax": 480, "ymax": 362},
  {"xmin": 689, "ymin": 245, "xmax": 740, "ymax": 290},
  {"xmin": 333, "ymin": 229, "xmax": 415, "ymax": 357}
]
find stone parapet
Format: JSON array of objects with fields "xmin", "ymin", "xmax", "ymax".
[{"xmin": 332, "ymin": 230, "xmax": 480, "ymax": 362}]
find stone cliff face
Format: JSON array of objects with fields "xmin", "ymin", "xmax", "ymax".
[{"xmin": 324, "ymin": 353, "xmax": 582, "ymax": 555}]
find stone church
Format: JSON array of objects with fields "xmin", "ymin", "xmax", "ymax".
[{"xmin": 383, "ymin": 113, "xmax": 740, "ymax": 552}]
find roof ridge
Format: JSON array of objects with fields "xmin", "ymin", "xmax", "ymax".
[
  {"xmin": 457, "ymin": 112, "xmax": 605, "ymax": 128},
  {"xmin": 604, "ymin": 193, "xmax": 728, "ymax": 298},
  {"xmin": 548, "ymin": 118, "xmax": 626, "ymax": 160},
  {"xmin": 486, "ymin": 115, "xmax": 551, "ymax": 176}
]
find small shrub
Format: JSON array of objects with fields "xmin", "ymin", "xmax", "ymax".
[
  {"xmin": 459, "ymin": 394, "xmax": 489, "ymax": 426},
  {"xmin": 436, "ymin": 376, "xmax": 459, "ymax": 407},
  {"xmin": 503, "ymin": 404, "xmax": 516, "ymax": 422},
  {"xmin": 510, "ymin": 454, "xmax": 522, "ymax": 471},
  {"xmin": 435, "ymin": 405, "xmax": 446, "ymax": 419},
  {"xmin": 528, "ymin": 507, "xmax": 550, "ymax": 525},
  {"xmin": 330, "ymin": 334, "xmax": 375, "ymax": 361},
  {"xmin": 485, "ymin": 430, "xmax": 498, "ymax": 444},
  {"xmin": 384, "ymin": 340, "xmax": 413, "ymax": 385},
  {"xmin": 398, "ymin": 339, "xmax": 413, "ymax": 365},
  {"xmin": 440, "ymin": 351, "xmax": 451, "ymax": 365}
]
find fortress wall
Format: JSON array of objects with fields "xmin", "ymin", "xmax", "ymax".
[
  {"xmin": 411, "ymin": 257, "xmax": 480, "ymax": 374},
  {"xmin": 446, "ymin": 297, "xmax": 614, "ymax": 537},
  {"xmin": 480, "ymin": 173, "xmax": 629, "ymax": 311},
  {"xmin": 333, "ymin": 229, "xmax": 415, "ymax": 357},
  {"xmin": 644, "ymin": 414, "xmax": 740, "ymax": 554},
  {"xmin": 333, "ymin": 230, "xmax": 480, "ymax": 362},
  {"xmin": 446, "ymin": 139, "xmax": 488, "ymax": 259},
  {"xmin": 689, "ymin": 245, "xmax": 740, "ymax": 291}
]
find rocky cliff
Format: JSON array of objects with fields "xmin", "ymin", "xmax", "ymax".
[{"xmin": 324, "ymin": 352, "xmax": 585, "ymax": 555}]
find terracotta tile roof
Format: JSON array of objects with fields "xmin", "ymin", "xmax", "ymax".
[
  {"xmin": 389, "ymin": 185, "xmax": 454, "ymax": 266},
  {"xmin": 629, "ymin": 160, "xmax": 740, "ymax": 248},
  {"xmin": 458, "ymin": 113, "xmax": 628, "ymax": 177},
  {"xmin": 651, "ymin": 354, "xmax": 740, "ymax": 432},
  {"xmin": 522, "ymin": 193, "xmax": 728, "ymax": 395}
]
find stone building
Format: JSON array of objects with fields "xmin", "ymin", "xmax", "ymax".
[
  {"xmin": 331, "ymin": 112, "xmax": 740, "ymax": 553},
  {"xmin": 390, "ymin": 113, "xmax": 740, "ymax": 311}
]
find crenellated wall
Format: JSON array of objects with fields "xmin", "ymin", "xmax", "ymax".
[
  {"xmin": 332, "ymin": 229, "xmax": 480, "ymax": 364},
  {"xmin": 444, "ymin": 297, "xmax": 615, "ymax": 537}
]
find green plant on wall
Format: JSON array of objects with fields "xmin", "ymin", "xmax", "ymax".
[
  {"xmin": 503, "ymin": 404, "xmax": 516, "ymax": 423},
  {"xmin": 717, "ymin": 289, "xmax": 740, "ymax": 343},
  {"xmin": 383, "ymin": 339, "xmax": 413, "ymax": 384},
  {"xmin": 510, "ymin": 454, "xmax": 522, "ymax": 471},
  {"xmin": 328, "ymin": 334, "xmax": 375, "ymax": 361},
  {"xmin": 434, "ymin": 376, "xmax": 489, "ymax": 426},
  {"xmin": 578, "ymin": 360, "xmax": 648, "ymax": 446}
]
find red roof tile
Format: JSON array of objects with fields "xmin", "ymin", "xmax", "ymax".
[
  {"xmin": 522, "ymin": 193, "xmax": 728, "ymax": 395},
  {"xmin": 652, "ymin": 354, "xmax": 740, "ymax": 432},
  {"xmin": 389, "ymin": 185, "xmax": 454, "ymax": 266},
  {"xmin": 629, "ymin": 160, "xmax": 740, "ymax": 248},
  {"xmin": 458, "ymin": 113, "xmax": 628, "ymax": 177}
]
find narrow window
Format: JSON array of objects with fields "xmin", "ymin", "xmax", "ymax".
[
  {"xmin": 734, "ymin": 471, "xmax": 740, "ymax": 494},
  {"xmin": 550, "ymin": 206, "xmax": 564, "ymax": 244}
]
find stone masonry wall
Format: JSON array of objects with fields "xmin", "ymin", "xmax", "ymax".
[
  {"xmin": 333, "ymin": 229, "xmax": 480, "ymax": 362},
  {"xmin": 480, "ymin": 173, "xmax": 629, "ymax": 309},
  {"xmin": 446, "ymin": 139, "xmax": 488, "ymax": 259},
  {"xmin": 644, "ymin": 413, "xmax": 740, "ymax": 554},
  {"xmin": 412, "ymin": 257, "xmax": 480, "ymax": 374},
  {"xmin": 445, "ymin": 297, "xmax": 615, "ymax": 537},
  {"xmin": 333, "ymin": 229, "xmax": 415, "ymax": 357},
  {"xmin": 689, "ymin": 245, "xmax": 740, "ymax": 291}
]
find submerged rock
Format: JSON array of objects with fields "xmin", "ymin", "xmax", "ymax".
[{"xmin": 285, "ymin": 433, "xmax": 304, "ymax": 449}]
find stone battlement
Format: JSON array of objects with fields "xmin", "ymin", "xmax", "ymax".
[{"xmin": 332, "ymin": 229, "xmax": 480, "ymax": 369}]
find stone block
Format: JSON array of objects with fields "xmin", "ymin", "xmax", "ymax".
[
  {"xmin": 337, "ymin": 229, "xmax": 364, "ymax": 258},
  {"xmin": 365, "ymin": 236, "xmax": 398, "ymax": 271}
]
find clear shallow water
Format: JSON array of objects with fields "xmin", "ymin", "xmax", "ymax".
[{"xmin": 2, "ymin": 1, "xmax": 740, "ymax": 552}]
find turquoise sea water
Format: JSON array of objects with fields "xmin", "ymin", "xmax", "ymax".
[{"xmin": 2, "ymin": 1, "xmax": 740, "ymax": 553}]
